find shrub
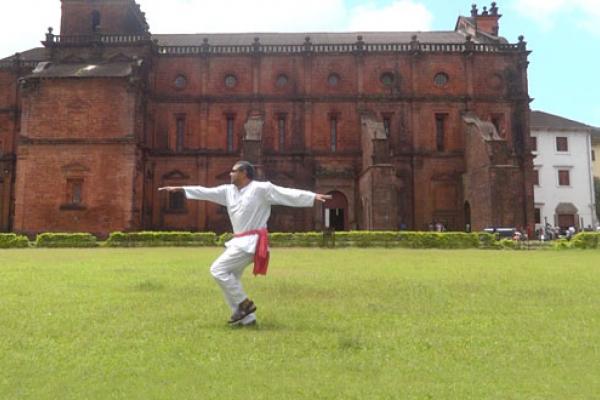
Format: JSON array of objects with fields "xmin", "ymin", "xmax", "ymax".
[
  {"xmin": 0, "ymin": 233, "xmax": 29, "ymax": 248},
  {"xmin": 105, "ymin": 231, "xmax": 217, "ymax": 247},
  {"xmin": 552, "ymin": 239, "xmax": 572, "ymax": 250},
  {"xmin": 570, "ymin": 232, "xmax": 600, "ymax": 249},
  {"xmin": 477, "ymin": 233, "xmax": 500, "ymax": 249},
  {"xmin": 498, "ymin": 238, "xmax": 517, "ymax": 250},
  {"xmin": 269, "ymin": 232, "xmax": 323, "ymax": 247},
  {"xmin": 217, "ymin": 232, "xmax": 234, "ymax": 246},
  {"xmin": 267, "ymin": 231, "xmax": 482, "ymax": 249},
  {"xmin": 35, "ymin": 233, "xmax": 98, "ymax": 248}
]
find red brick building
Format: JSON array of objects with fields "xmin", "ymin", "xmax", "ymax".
[{"xmin": 0, "ymin": 1, "xmax": 534, "ymax": 236}]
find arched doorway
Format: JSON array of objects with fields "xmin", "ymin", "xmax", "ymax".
[
  {"xmin": 464, "ymin": 201, "xmax": 471, "ymax": 232},
  {"xmin": 555, "ymin": 202, "xmax": 578, "ymax": 230},
  {"xmin": 324, "ymin": 191, "xmax": 348, "ymax": 231}
]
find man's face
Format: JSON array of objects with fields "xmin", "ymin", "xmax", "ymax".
[{"xmin": 230, "ymin": 164, "xmax": 244, "ymax": 185}]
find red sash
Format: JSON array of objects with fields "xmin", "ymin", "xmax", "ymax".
[{"xmin": 233, "ymin": 228, "xmax": 270, "ymax": 276}]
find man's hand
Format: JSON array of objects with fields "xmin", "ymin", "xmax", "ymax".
[
  {"xmin": 158, "ymin": 186, "xmax": 183, "ymax": 192},
  {"xmin": 315, "ymin": 193, "xmax": 333, "ymax": 203}
]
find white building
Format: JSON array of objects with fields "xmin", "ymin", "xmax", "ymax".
[{"xmin": 531, "ymin": 111, "xmax": 598, "ymax": 232}]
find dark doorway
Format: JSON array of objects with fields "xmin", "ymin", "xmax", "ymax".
[
  {"xmin": 324, "ymin": 191, "xmax": 348, "ymax": 231},
  {"xmin": 329, "ymin": 208, "xmax": 344, "ymax": 231},
  {"xmin": 464, "ymin": 201, "xmax": 471, "ymax": 231},
  {"xmin": 557, "ymin": 214, "xmax": 575, "ymax": 230}
]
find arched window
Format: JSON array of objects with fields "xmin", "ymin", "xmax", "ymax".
[{"xmin": 91, "ymin": 11, "xmax": 101, "ymax": 32}]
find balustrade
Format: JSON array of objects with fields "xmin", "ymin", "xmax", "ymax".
[{"xmin": 25, "ymin": 32, "xmax": 527, "ymax": 59}]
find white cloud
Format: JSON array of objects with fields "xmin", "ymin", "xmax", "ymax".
[
  {"xmin": 346, "ymin": 0, "xmax": 433, "ymax": 31},
  {"xmin": 512, "ymin": 0, "xmax": 600, "ymax": 35},
  {"xmin": 0, "ymin": 0, "xmax": 60, "ymax": 58}
]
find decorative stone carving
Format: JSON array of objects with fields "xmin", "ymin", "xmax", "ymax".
[
  {"xmin": 462, "ymin": 112, "xmax": 501, "ymax": 140},
  {"xmin": 361, "ymin": 115, "xmax": 386, "ymax": 140},
  {"xmin": 243, "ymin": 114, "xmax": 264, "ymax": 141}
]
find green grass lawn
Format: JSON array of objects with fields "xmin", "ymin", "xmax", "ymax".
[{"xmin": 1, "ymin": 248, "xmax": 599, "ymax": 399}]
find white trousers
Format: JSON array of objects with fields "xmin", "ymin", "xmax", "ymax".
[{"xmin": 210, "ymin": 246, "xmax": 257, "ymax": 324}]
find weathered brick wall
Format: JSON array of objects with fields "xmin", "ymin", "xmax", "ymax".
[
  {"xmin": 0, "ymin": 69, "xmax": 19, "ymax": 231},
  {"xmin": 14, "ymin": 143, "xmax": 137, "ymax": 236},
  {"xmin": 143, "ymin": 48, "xmax": 531, "ymax": 232},
  {"xmin": 21, "ymin": 79, "xmax": 135, "ymax": 139},
  {"xmin": 14, "ymin": 77, "xmax": 140, "ymax": 236}
]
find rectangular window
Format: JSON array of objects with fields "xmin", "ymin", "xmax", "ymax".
[
  {"xmin": 383, "ymin": 117, "xmax": 391, "ymax": 138},
  {"xmin": 530, "ymin": 136, "xmax": 537, "ymax": 152},
  {"xmin": 226, "ymin": 116, "xmax": 234, "ymax": 152},
  {"xmin": 534, "ymin": 207, "xmax": 541, "ymax": 224},
  {"xmin": 556, "ymin": 137, "xmax": 568, "ymax": 152},
  {"xmin": 67, "ymin": 178, "xmax": 83, "ymax": 205},
  {"xmin": 330, "ymin": 116, "xmax": 337, "ymax": 152},
  {"xmin": 558, "ymin": 169, "xmax": 570, "ymax": 186},
  {"xmin": 435, "ymin": 114, "xmax": 446, "ymax": 152},
  {"xmin": 175, "ymin": 115, "xmax": 185, "ymax": 152},
  {"xmin": 533, "ymin": 169, "xmax": 539, "ymax": 186},
  {"xmin": 592, "ymin": 149, "xmax": 596, "ymax": 161},
  {"xmin": 168, "ymin": 191, "xmax": 185, "ymax": 211},
  {"xmin": 278, "ymin": 115, "xmax": 286, "ymax": 151}
]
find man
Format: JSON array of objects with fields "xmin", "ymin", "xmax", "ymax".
[{"xmin": 159, "ymin": 161, "xmax": 331, "ymax": 327}]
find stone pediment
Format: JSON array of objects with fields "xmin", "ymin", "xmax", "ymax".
[
  {"xmin": 162, "ymin": 170, "xmax": 189, "ymax": 180},
  {"xmin": 555, "ymin": 202, "xmax": 578, "ymax": 214},
  {"xmin": 62, "ymin": 162, "xmax": 90, "ymax": 174}
]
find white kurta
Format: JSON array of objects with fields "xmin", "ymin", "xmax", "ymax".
[
  {"xmin": 182, "ymin": 180, "xmax": 317, "ymax": 324},
  {"xmin": 183, "ymin": 180, "xmax": 316, "ymax": 252}
]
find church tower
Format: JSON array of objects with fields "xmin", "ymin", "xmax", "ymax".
[{"xmin": 60, "ymin": 0, "xmax": 149, "ymax": 36}]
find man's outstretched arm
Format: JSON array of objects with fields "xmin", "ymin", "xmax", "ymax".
[
  {"xmin": 266, "ymin": 183, "xmax": 331, "ymax": 207},
  {"xmin": 158, "ymin": 185, "xmax": 228, "ymax": 206},
  {"xmin": 315, "ymin": 193, "xmax": 332, "ymax": 203}
]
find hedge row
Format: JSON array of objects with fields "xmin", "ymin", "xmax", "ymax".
[
  {"xmin": 106, "ymin": 231, "xmax": 217, "ymax": 247},
  {"xmin": 35, "ymin": 233, "xmax": 98, "ymax": 248},
  {"xmin": 2, "ymin": 231, "xmax": 599, "ymax": 249},
  {"xmin": 0, "ymin": 233, "xmax": 29, "ymax": 248},
  {"xmin": 557, "ymin": 232, "xmax": 600, "ymax": 249}
]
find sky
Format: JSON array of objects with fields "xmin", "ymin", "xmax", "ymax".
[{"xmin": 1, "ymin": 0, "xmax": 598, "ymax": 127}]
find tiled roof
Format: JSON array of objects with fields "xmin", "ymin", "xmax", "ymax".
[
  {"xmin": 0, "ymin": 47, "xmax": 48, "ymax": 63},
  {"xmin": 26, "ymin": 62, "xmax": 135, "ymax": 79},
  {"xmin": 530, "ymin": 110, "xmax": 595, "ymax": 132},
  {"xmin": 152, "ymin": 30, "xmax": 505, "ymax": 46}
]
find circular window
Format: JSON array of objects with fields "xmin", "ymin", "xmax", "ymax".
[
  {"xmin": 380, "ymin": 72, "xmax": 395, "ymax": 86},
  {"xmin": 489, "ymin": 73, "xmax": 503, "ymax": 90},
  {"xmin": 433, "ymin": 72, "xmax": 449, "ymax": 87},
  {"xmin": 224, "ymin": 74, "xmax": 237, "ymax": 88},
  {"xmin": 276, "ymin": 74, "xmax": 289, "ymax": 87},
  {"xmin": 174, "ymin": 74, "xmax": 187, "ymax": 89},
  {"xmin": 328, "ymin": 73, "xmax": 340, "ymax": 87}
]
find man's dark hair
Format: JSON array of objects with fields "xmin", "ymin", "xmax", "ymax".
[{"xmin": 235, "ymin": 161, "xmax": 255, "ymax": 180}]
